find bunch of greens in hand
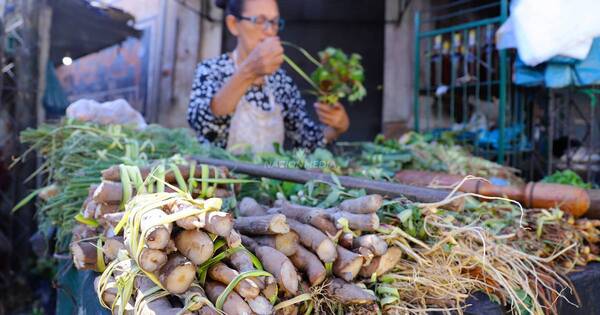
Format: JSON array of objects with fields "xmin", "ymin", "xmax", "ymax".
[{"xmin": 284, "ymin": 43, "xmax": 366, "ymax": 105}]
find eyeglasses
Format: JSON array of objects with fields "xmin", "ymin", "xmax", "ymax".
[{"xmin": 235, "ymin": 14, "xmax": 285, "ymax": 32}]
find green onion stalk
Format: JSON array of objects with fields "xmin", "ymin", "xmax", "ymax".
[{"xmin": 13, "ymin": 119, "xmax": 210, "ymax": 252}]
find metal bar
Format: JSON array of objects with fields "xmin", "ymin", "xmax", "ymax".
[
  {"xmin": 566, "ymin": 90, "xmax": 573, "ymax": 168},
  {"xmin": 413, "ymin": 11, "xmax": 421, "ymax": 132},
  {"xmin": 486, "ymin": 25, "xmax": 493, "ymax": 104},
  {"xmin": 548, "ymin": 90, "xmax": 555, "ymax": 175},
  {"xmin": 192, "ymin": 157, "xmax": 453, "ymax": 203},
  {"xmin": 450, "ymin": 32, "xmax": 457, "ymax": 123},
  {"xmin": 428, "ymin": 0, "xmax": 474, "ymax": 13},
  {"xmin": 497, "ymin": 0, "xmax": 508, "ymax": 164},
  {"xmin": 435, "ymin": 36, "xmax": 443, "ymax": 128},
  {"xmin": 475, "ymin": 26, "xmax": 481, "ymax": 111},
  {"xmin": 517, "ymin": 87, "xmax": 524, "ymax": 170},
  {"xmin": 515, "ymin": 87, "xmax": 521, "ymax": 175},
  {"xmin": 420, "ymin": 17, "xmax": 503, "ymax": 38},
  {"xmin": 588, "ymin": 93, "xmax": 595, "ymax": 181},
  {"xmin": 424, "ymin": 2, "xmax": 500, "ymax": 24},
  {"xmin": 504, "ymin": 49, "xmax": 514, "ymax": 166},
  {"xmin": 526, "ymin": 90, "xmax": 535, "ymax": 180},
  {"xmin": 462, "ymin": 29, "xmax": 468, "ymax": 125},
  {"xmin": 510, "ymin": 84, "xmax": 526, "ymax": 166},
  {"xmin": 475, "ymin": 25, "xmax": 483, "ymax": 158},
  {"xmin": 419, "ymin": 80, "xmax": 501, "ymax": 92},
  {"xmin": 425, "ymin": 36, "xmax": 432, "ymax": 131}
]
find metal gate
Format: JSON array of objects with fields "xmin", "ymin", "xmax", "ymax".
[{"xmin": 412, "ymin": 0, "xmax": 533, "ymax": 166}]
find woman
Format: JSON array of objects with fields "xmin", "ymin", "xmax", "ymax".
[{"xmin": 188, "ymin": 0, "xmax": 350, "ymax": 154}]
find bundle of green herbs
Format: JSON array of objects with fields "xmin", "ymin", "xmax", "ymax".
[
  {"xmin": 12, "ymin": 119, "xmax": 207, "ymax": 251},
  {"xmin": 284, "ymin": 44, "xmax": 366, "ymax": 105},
  {"xmin": 340, "ymin": 132, "xmax": 522, "ymax": 183}
]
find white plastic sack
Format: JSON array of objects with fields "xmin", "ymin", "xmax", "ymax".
[
  {"xmin": 66, "ymin": 98, "xmax": 147, "ymax": 129},
  {"xmin": 497, "ymin": 0, "xmax": 600, "ymax": 66}
]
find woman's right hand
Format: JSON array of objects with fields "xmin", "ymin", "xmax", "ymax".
[
  {"xmin": 241, "ymin": 37, "xmax": 284, "ymax": 79},
  {"xmin": 211, "ymin": 37, "xmax": 283, "ymax": 117}
]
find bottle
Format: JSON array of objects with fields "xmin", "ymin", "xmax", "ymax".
[
  {"xmin": 441, "ymin": 40, "xmax": 451, "ymax": 86},
  {"xmin": 451, "ymin": 33, "xmax": 463, "ymax": 86},
  {"xmin": 430, "ymin": 35, "xmax": 443, "ymax": 88},
  {"xmin": 481, "ymin": 24, "xmax": 496, "ymax": 83},
  {"xmin": 466, "ymin": 29, "xmax": 478, "ymax": 82}
]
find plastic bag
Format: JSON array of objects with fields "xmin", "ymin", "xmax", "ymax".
[
  {"xmin": 66, "ymin": 98, "xmax": 147, "ymax": 129},
  {"xmin": 497, "ymin": 0, "xmax": 600, "ymax": 66}
]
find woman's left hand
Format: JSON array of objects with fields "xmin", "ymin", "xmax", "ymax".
[{"xmin": 315, "ymin": 102, "xmax": 350, "ymax": 134}]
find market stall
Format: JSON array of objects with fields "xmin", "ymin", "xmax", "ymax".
[
  {"xmin": 4, "ymin": 0, "xmax": 600, "ymax": 314},
  {"xmin": 12, "ymin": 117, "xmax": 600, "ymax": 314}
]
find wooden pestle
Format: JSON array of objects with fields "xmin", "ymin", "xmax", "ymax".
[
  {"xmin": 395, "ymin": 170, "xmax": 590, "ymax": 217},
  {"xmin": 585, "ymin": 189, "xmax": 600, "ymax": 219}
]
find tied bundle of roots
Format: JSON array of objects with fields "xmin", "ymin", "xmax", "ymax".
[
  {"xmin": 374, "ymin": 198, "xmax": 577, "ymax": 315},
  {"xmin": 421, "ymin": 196, "xmax": 600, "ymax": 275},
  {"xmin": 505, "ymin": 208, "xmax": 600, "ymax": 274},
  {"xmin": 91, "ymin": 192, "xmax": 242, "ymax": 315},
  {"xmin": 70, "ymin": 163, "xmax": 272, "ymax": 314},
  {"xmin": 236, "ymin": 194, "xmax": 403, "ymax": 313},
  {"xmin": 72, "ymin": 166, "xmax": 381, "ymax": 314},
  {"xmin": 71, "ymin": 160, "xmax": 237, "ymax": 245},
  {"xmin": 80, "ymin": 190, "xmax": 281, "ymax": 315}
]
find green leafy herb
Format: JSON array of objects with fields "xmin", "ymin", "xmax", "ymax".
[
  {"xmin": 284, "ymin": 43, "xmax": 366, "ymax": 105},
  {"xmin": 542, "ymin": 170, "xmax": 593, "ymax": 189}
]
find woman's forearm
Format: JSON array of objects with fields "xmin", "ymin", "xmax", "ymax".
[{"xmin": 210, "ymin": 64, "xmax": 256, "ymax": 116}]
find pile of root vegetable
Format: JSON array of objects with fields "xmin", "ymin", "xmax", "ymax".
[
  {"xmin": 16, "ymin": 120, "xmax": 600, "ymax": 314},
  {"xmin": 65, "ymin": 159, "xmax": 600, "ymax": 315},
  {"xmin": 13, "ymin": 120, "xmax": 522, "ymax": 253},
  {"xmin": 71, "ymin": 161, "xmax": 392, "ymax": 314}
]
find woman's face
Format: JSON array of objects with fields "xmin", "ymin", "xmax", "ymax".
[{"xmin": 227, "ymin": 0, "xmax": 280, "ymax": 53}]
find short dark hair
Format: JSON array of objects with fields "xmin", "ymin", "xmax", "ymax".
[{"xmin": 214, "ymin": 0, "xmax": 245, "ymax": 17}]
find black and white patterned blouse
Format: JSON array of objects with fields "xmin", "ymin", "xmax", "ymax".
[{"xmin": 187, "ymin": 53, "xmax": 325, "ymax": 151}]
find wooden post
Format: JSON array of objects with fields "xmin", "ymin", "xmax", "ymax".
[
  {"xmin": 36, "ymin": 5, "xmax": 51, "ymax": 126},
  {"xmin": 13, "ymin": 0, "xmax": 41, "ymax": 254},
  {"xmin": 157, "ymin": 0, "xmax": 178, "ymax": 125},
  {"xmin": 15, "ymin": 0, "xmax": 40, "ymax": 132},
  {"xmin": 157, "ymin": 0, "xmax": 205, "ymax": 128},
  {"xmin": 35, "ymin": 4, "xmax": 51, "ymax": 191},
  {"xmin": 156, "ymin": 0, "xmax": 224, "ymax": 128},
  {"xmin": 198, "ymin": 0, "xmax": 223, "ymax": 60},
  {"xmin": 0, "ymin": 5, "xmax": 5, "ymax": 105}
]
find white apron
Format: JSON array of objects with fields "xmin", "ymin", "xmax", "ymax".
[{"xmin": 226, "ymin": 51, "xmax": 285, "ymax": 154}]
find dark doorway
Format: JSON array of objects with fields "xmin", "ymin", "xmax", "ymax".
[{"xmin": 222, "ymin": 0, "xmax": 385, "ymax": 142}]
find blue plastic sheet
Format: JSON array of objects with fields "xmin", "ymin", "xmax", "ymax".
[
  {"xmin": 575, "ymin": 39, "xmax": 600, "ymax": 86},
  {"xmin": 476, "ymin": 124, "xmax": 531, "ymax": 151},
  {"xmin": 513, "ymin": 38, "xmax": 600, "ymax": 88}
]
